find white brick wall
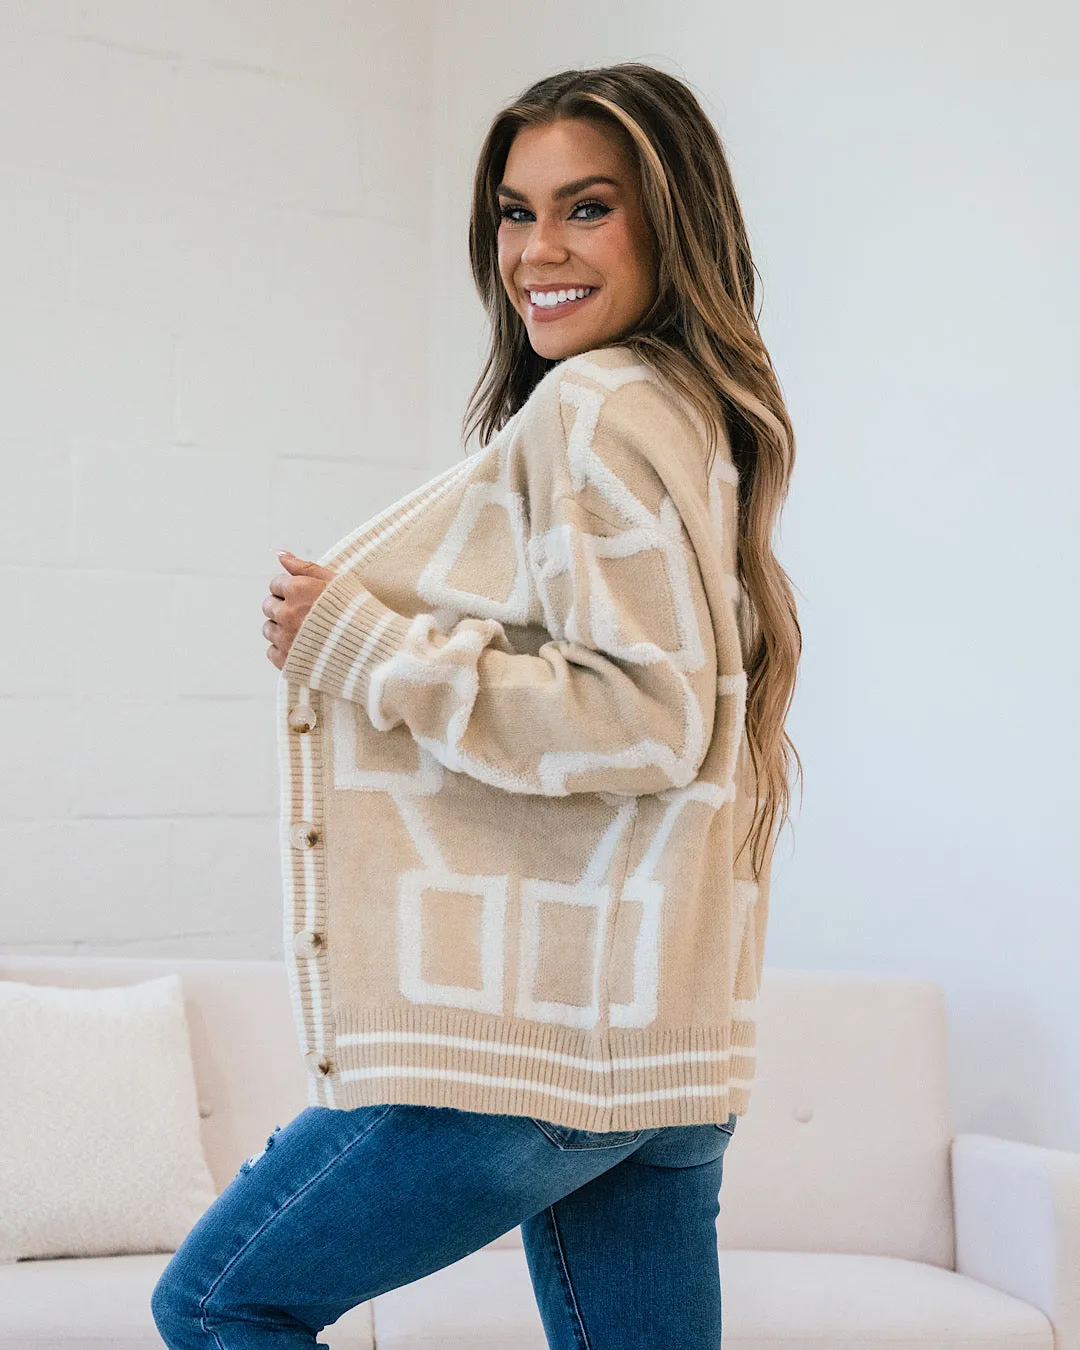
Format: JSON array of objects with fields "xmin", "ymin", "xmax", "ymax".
[{"xmin": 0, "ymin": 1, "xmax": 437, "ymax": 956}]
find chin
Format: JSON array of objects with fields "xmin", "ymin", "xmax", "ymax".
[{"xmin": 526, "ymin": 328, "xmax": 607, "ymax": 362}]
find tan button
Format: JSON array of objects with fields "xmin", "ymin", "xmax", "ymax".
[
  {"xmin": 288, "ymin": 704, "xmax": 317, "ymax": 733},
  {"xmin": 304, "ymin": 1049, "xmax": 332, "ymax": 1077},
  {"xmin": 289, "ymin": 821, "xmax": 319, "ymax": 849},
  {"xmin": 293, "ymin": 928, "xmax": 323, "ymax": 955}
]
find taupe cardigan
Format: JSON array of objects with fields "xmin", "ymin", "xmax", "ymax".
[{"xmin": 278, "ymin": 343, "xmax": 773, "ymax": 1131}]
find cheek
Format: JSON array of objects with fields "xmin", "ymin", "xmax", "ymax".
[
  {"xmin": 496, "ymin": 241, "xmax": 517, "ymax": 298},
  {"xmin": 620, "ymin": 241, "xmax": 656, "ymax": 310},
  {"xmin": 496, "ymin": 231, "xmax": 514, "ymax": 273},
  {"xmin": 591, "ymin": 223, "xmax": 647, "ymax": 301}
]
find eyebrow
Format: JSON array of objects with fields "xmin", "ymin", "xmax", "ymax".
[{"xmin": 495, "ymin": 174, "xmax": 621, "ymax": 202}]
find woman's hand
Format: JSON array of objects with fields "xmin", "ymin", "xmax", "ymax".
[{"xmin": 262, "ymin": 550, "xmax": 338, "ymax": 670}]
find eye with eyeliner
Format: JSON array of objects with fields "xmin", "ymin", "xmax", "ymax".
[{"xmin": 498, "ymin": 199, "xmax": 611, "ymax": 224}]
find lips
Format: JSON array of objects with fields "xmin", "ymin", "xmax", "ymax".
[{"xmin": 524, "ymin": 286, "xmax": 599, "ymax": 322}]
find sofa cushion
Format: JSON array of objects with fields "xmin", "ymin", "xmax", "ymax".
[
  {"xmin": 0, "ymin": 1252, "xmax": 375, "ymax": 1350},
  {"xmin": 0, "ymin": 974, "xmax": 217, "ymax": 1263},
  {"xmin": 369, "ymin": 1246, "xmax": 1053, "ymax": 1350}
]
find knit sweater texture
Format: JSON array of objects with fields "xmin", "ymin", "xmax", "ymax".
[{"xmin": 277, "ymin": 343, "xmax": 774, "ymax": 1131}]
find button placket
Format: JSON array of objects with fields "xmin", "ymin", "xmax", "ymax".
[{"xmin": 285, "ymin": 693, "xmax": 328, "ymax": 1082}]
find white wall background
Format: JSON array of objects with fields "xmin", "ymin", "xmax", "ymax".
[
  {"xmin": 0, "ymin": 0, "xmax": 436, "ymax": 958},
  {"xmin": 2, "ymin": 1, "xmax": 1077, "ymax": 1151}
]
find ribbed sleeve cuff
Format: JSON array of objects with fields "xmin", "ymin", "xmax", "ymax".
[{"xmin": 281, "ymin": 565, "xmax": 415, "ymax": 707}]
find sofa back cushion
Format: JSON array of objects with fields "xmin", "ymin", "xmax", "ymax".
[
  {"xmin": 0, "ymin": 958, "xmax": 955, "ymax": 1265},
  {"xmin": 714, "ymin": 968, "xmax": 955, "ymax": 1266}
]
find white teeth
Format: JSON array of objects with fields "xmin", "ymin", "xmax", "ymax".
[{"xmin": 529, "ymin": 286, "xmax": 593, "ymax": 307}]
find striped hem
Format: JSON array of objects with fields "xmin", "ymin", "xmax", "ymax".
[{"xmin": 303, "ymin": 1003, "xmax": 758, "ymax": 1130}]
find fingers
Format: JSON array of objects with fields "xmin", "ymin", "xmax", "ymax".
[
  {"xmin": 263, "ymin": 617, "xmax": 286, "ymax": 671},
  {"xmin": 264, "ymin": 571, "xmax": 293, "ymax": 626},
  {"xmin": 263, "ymin": 570, "xmax": 290, "ymax": 665},
  {"xmin": 264, "ymin": 555, "xmax": 326, "ymax": 672}
]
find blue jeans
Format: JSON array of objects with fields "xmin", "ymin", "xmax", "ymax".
[{"xmin": 151, "ymin": 1102, "xmax": 738, "ymax": 1349}]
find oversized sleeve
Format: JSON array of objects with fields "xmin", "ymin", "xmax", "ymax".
[{"xmin": 280, "ymin": 389, "xmax": 718, "ymax": 797}]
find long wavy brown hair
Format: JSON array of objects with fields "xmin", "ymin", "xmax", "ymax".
[{"xmin": 462, "ymin": 62, "xmax": 802, "ymax": 879}]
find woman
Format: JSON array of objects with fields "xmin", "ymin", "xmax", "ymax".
[{"xmin": 153, "ymin": 62, "xmax": 801, "ymax": 1350}]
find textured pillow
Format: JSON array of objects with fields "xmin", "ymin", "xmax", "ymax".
[{"xmin": 0, "ymin": 973, "xmax": 218, "ymax": 1263}]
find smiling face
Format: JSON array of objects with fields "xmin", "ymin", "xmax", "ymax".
[{"xmin": 496, "ymin": 117, "xmax": 658, "ymax": 361}]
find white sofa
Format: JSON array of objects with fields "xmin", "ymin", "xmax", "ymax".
[{"xmin": 1, "ymin": 954, "xmax": 1077, "ymax": 1350}]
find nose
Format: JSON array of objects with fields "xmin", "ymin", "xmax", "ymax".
[{"xmin": 521, "ymin": 216, "xmax": 569, "ymax": 268}]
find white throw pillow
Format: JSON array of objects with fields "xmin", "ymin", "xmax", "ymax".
[{"xmin": 0, "ymin": 973, "xmax": 219, "ymax": 1263}]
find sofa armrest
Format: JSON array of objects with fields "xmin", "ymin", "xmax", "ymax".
[{"xmin": 951, "ymin": 1132, "xmax": 1080, "ymax": 1350}]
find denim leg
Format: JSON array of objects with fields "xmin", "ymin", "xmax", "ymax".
[
  {"xmin": 149, "ymin": 1102, "xmax": 672, "ymax": 1349},
  {"xmin": 520, "ymin": 1121, "xmax": 736, "ymax": 1349},
  {"xmin": 147, "ymin": 1101, "xmax": 729, "ymax": 1344},
  {"xmin": 151, "ymin": 1105, "xmax": 398, "ymax": 1349}
]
